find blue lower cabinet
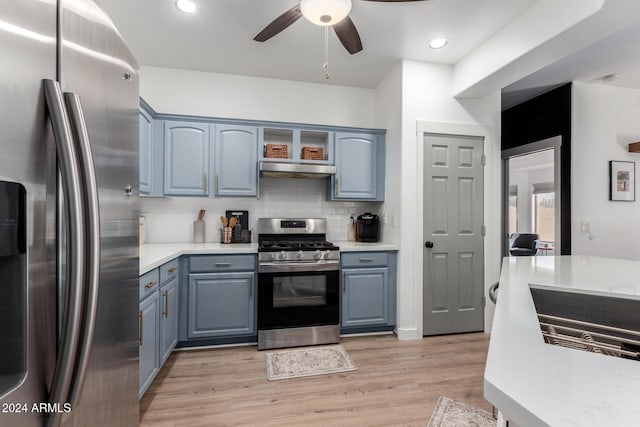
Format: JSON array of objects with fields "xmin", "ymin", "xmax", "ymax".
[
  {"xmin": 159, "ymin": 276, "xmax": 179, "ymax": 365},
  {"xmin": 340, "ymin": 251, "xmax": 397, "ymax": 332},
  {"xmin": 188, "ymin": 272, "xmax": 256, "ymax": 339},
  {"xmin": 341, "ymin": 267, "xmax": 389, "ymax": 327},
  {"xmin": 139, "ymin": 291, "xmax": 160, "ymax": 398},
  {"xmin": 139, "ymin": 260, "xmax": 180, "ymax": 398}
]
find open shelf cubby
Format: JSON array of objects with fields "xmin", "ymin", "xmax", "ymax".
[{"xmin": 263, "ymin": 128, "xmax": 293, "ymax": 160}]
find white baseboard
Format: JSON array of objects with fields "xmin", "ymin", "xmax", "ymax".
[{"xmin": 395, "ymin": 327, "xmax": 420, "ymax": 340}]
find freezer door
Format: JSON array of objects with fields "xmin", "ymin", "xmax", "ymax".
[
  {"xmin": 0, "ymin": 1, "xmax": 58, "ymax": 427},
  {"xmin": 58, "ymin": 1, "xmax": 140, "ymax": 426}
]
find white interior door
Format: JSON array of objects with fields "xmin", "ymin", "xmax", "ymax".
[{"xmin": 422, "ymin": 133, "xmax": 485, "ymax": 335}]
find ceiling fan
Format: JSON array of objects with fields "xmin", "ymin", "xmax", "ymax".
[{"xmin": 253, "ymin": 0, "xmax": 428, "ymax": 55}]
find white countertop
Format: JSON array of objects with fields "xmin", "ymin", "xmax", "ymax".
[
  {"xmin": 140, "ymin": 241, "xmax": 397, "ymax": 274},
  {"xmin": 334, "ymin": 241, "xmax": 399, "ymax": 251},
  {"xmin": 140, "ymin": 243, "xmax": 258, "ymax": 274},
  {"xmin": 485, "ymin": 255, "xmax": 640, "ymax": 427}
]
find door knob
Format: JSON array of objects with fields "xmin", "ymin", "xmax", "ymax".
[{"xmin": 425, "ymin": 241, "xmax": 434, "ymax": 248}]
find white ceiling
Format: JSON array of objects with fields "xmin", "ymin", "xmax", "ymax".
[
  {"xmin": 96, "ymin": 0, "xmax": 538, "ymax": 88},
  {"xmin": 502, "ymin": 21, "xmax": 640, "ymax": 109}
]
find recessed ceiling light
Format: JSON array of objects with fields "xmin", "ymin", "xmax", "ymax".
[
  {"xmin": 429, "ymin": 38, "xmax": 448, "ymax": 49},
  {"xmin": 175, "ymin": 0, "xmax": 196, "ymax": 14}
]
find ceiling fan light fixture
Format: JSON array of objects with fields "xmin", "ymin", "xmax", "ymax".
[
  {"xmin": 300, "ymin": 0, "xmax": 352, "ymax": 26},
  {"xmin": 175, "ymin": 0, "xmax": 196, "ymax": 14},
  {"xmin": 429, "ymin": 38, "xmax": 448, "ymax": 49}
]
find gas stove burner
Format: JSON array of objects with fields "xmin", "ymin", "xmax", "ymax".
[
  {"xmin": 259, "ymin": 240, "xmax": 338, "ymax": 251},
  {"xmin": 257, "ymin": 218, "xmax": 339, "ymax": 263}
]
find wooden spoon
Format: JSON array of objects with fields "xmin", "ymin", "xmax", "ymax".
[
  {"xmin": 229, "ymin": 216, "xmax": 237, "ymax": 228},
  {"xmin": 220, "ymin": 216, "xmax": 227, "ymax": 227}
]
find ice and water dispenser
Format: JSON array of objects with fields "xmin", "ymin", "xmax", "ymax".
[{"xmin": 0, "ymin": 181, "xmax": 27, "ymax": 395}]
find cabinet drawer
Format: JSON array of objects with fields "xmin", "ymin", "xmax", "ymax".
[
  {"xmin": 139, "ymin": 268, "xmax": 160, "ymax": 301},
  {"xmin": 160, "ymin": 259, "xmax": 179, "ymax": 284},
  {"xmin": 189, "ymin": 254, "xmax": 256, "ymax": 273},
  {"xmin": 341, "ymin": 252, "xmax": 388, "ymax": 268}
]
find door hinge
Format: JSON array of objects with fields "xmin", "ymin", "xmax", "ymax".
[
  {"xmin": 482, "ymin": 296, "xmax": 486, "ymax": 308},
  {"xmin": 481, "ymin": 225, "xmax": 486, "ymax": 237},
  {"xmin": 481, "ymin": 155, "xmax": 486, "ymax": 166}
]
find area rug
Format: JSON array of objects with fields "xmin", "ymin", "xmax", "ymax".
[
  {"xmin": 428, "ymin": 396, "xmax": 496, "ymax": 427},
  {"xmin": 264, "ymin": 345, "xmax": 357, "ymax": 381}
]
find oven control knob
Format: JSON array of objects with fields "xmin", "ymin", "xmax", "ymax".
[
  {"xmin": 268, "ymin": 253, "xmax": 275, "ymax": 261},
  {"xmin": 324, "ymin": 250, "xmax": 331, "ymax": 259},
  {"xmin": 278, "ymin": 250, "xmax": 286, "ymax": 260},
  {"xmin": 296, "ymin": 250, "xmax": 303, "ymax": 260},
  {"xmin": 313, "ymin": 250, "xmax": 322, "ymax": 260}
]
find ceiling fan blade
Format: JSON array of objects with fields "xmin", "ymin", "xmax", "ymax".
[
  {"xmin": 253, "ymin": 5, "xmax": 303, "ymax": 42},
  {"xmin": 333, "ymin": 17, "xmax": 363, "ymax": 55}
]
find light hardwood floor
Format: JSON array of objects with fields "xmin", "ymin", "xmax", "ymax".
[{"xmin": 140, "ymin": 333, "xmax": 491, "ymax": 426}]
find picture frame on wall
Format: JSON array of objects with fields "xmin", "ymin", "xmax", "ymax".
[{"xmin": 609, "ymin": 161, "xmax": 635, "ymax": 201}]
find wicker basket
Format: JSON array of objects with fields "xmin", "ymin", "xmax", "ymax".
[
  {"xmin": 301, "ymin": 146, "xmax": 324, "ymax": 160},
  {"xmin": 264, "ymin": 144, "xmax": 288, "ymax": 159}
]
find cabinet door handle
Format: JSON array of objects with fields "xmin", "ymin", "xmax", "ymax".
[
  {"xmin": 343, "ymin": 272, "xmax": 346, "ymax": 293},
  {"xmin": 163, "ymin": 290, "xmax": 169, "ymax": 319},
  {"xmin": 249, "ymin": 275, "xmax": 253, "ymax": 298},
  {"xmin": 203, "ymin": 174, "xmax": 208, "ymax": 193},
  {"xmin": 215, "ymin": 262, "xmax": 232, "ymax": 267},
  {"xmin": 215, "ymin": 174, "xmax": 219, "ymax": 194},
  {"xmin": 168, "ymin": 267, "xmax": 177, "ymax": 273},
  {"xmin": 138, "ymin": 311, "xmax": 143, "ymax": 346},
  {"xmin": 335, "ymin": 177, "xmax": 339, "ymax": 197},
  {"xmin": 359, "ymin": 258, "xmax": 373, "ymax": 262},
  {"xmin": 145, "ymin": 280, "xmax": 158, "ymax": 289}
]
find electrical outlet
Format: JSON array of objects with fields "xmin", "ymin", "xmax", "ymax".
[{"xmin": 580, "ymin": 221, "xmax": 591, "ymax": 233}]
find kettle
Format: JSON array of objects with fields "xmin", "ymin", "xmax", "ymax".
[{"xmin": 356, "ymin": 213, "xmax": 380, "ymax": 242}]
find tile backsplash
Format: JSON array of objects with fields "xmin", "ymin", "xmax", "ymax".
[{"xmin": 140, "ymin": 177, "xmax": 381, "ymax": 243}]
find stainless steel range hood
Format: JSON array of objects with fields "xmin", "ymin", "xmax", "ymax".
[{"xmin": 259, "ymin": 161, "xmax": 336, "ymax": 179}]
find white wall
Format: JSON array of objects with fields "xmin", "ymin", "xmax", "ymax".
[
  {"xmin": 392, "ymin": 60, "xmax": 502, "ymax": 339},
  {"xmin": 141, "ymin": 178, "xmax": 380, "ymax": 244},
  {"xmin": 572, "ymin": 82, "xmax": 640, "ymax": 260},
  {"xmin": 140, "ymin": 66, "xmax": 376, "ymax": 128},
  {"xmin": 374, "ymin": 63, "xmax": 403, "ymax": 245}
]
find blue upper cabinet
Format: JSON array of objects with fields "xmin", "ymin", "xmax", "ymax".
[
  {"xmin": 139, "ymin": 100, "xmax": 163, "ymax": 197},
  {"xmin": 213, "ymin": 125, "xmax": 258, "ymax": 197},
  {"xmin": 331, "ymin": 132, "xmax": 385, "ymax": 201},
  {"xmin": 139, "ymin": 108, "xmax": 153, "ymax": 195},
  {"xmin": 164, "ymin": 121, "xmax": 210, "ymax": 196}
]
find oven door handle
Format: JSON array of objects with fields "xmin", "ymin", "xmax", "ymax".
[{"xmin": 258, "ymin": 262, "xmax": 339, "ymax": 273}]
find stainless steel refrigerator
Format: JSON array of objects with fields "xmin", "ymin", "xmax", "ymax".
[{"xmin": 0, "ymin": 1, "xmax": 139, "ymax": 426}]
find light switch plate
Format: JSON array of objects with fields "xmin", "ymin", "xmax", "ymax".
[{"xmin": 580, "ymin": 221, "xmax": 591, "ymax": 233}]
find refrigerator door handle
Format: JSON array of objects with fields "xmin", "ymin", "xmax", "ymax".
[
  {"xmin": 43, "ymin": 80, "xmax": 87, "ymax": 425},
  {"xmin": 64, "ymin": 92, "xmax": 101, "ymax": 408}
]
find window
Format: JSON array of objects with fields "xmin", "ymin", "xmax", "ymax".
[{"xmin": 532, "ymin": 182, "xmax": 554, "ymax": 243}]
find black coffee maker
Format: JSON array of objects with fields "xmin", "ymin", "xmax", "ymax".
[{"xmin": 356, "ymin": 213, "xmax": 380, "ymax": 242}]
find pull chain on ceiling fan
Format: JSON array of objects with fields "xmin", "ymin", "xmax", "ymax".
[
  {"xmin": 253, "ymin": 0, "xmax": 429, "ymax": 55},
  {"xmin": 323, "ymin": 26, "xmax": 330, "ymax": 79}
]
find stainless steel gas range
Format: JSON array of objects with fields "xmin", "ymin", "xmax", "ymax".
[{"xmin": 257, "ymin": 218, "xmax": 340, "ymax": 350}]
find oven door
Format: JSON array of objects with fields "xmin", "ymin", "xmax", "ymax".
[{"xmin": 258, "ymin": 262, "xmax": 339, "ymax": 330}]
